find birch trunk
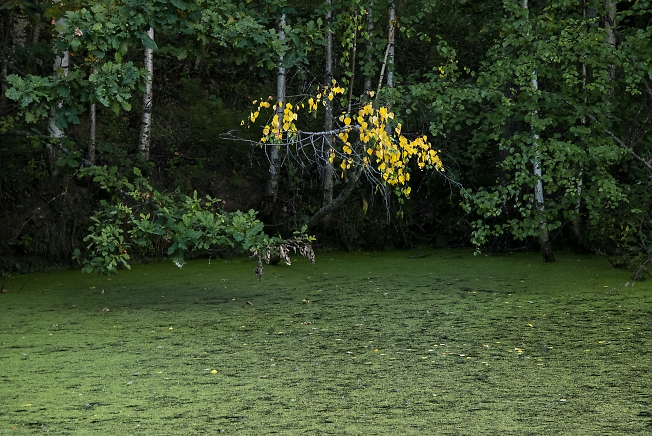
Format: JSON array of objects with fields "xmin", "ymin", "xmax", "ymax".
[
  {"xmin": 88, "ymin": 67, "xmax": 97, "ymax": 164},
  {"xmin": 523, "ymin": 0, "xmax": 554, "ymax": 262},
  {"xmin": 384, "ymin": 2, "xmax": 395, "ymax": 142},
  {"xmin": 604, "ymin": 0, "xmax": 616, "ymax": 86},
  {"xmin": 321, "ymin": 1, "xmax": 334, "ymax": 220},
  {"xmin": 363, "ymin": 2, "xmax": 374, "ymax": 95},
  {"xmin": 138, "ymin": 27, "xmax": 154, "ymax": 161},
  {"xmin": 13, "ymin": 13, "xmax": 28, "ymax": 48},
  {"xmin": 573, "ymin": 4, "xmax": 597, "ymax": 243},
  {"xmin": 46, "ymin": 14, "xmax": 69, "ymax": 175},
  {"xmin": 386, "ymin": 2, "xmax": 395, "ymax": 89},
  {"xmin": 376, "ymin": 2, "xmax": 396, "ymax": 95},
  {"xmin": 266, "ymin": 14, "xmax": 286, "ymax": 202}
]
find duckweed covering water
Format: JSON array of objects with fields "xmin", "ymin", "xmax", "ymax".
[{"xmin": 1, "ymin": 250, "xmax": 651, "ymax": 434}]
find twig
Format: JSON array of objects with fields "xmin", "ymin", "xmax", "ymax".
[{"xmin": 632, "ymin": 256, "xmax": 651, "ymax": 285}]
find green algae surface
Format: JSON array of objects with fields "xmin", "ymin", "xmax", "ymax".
[{"xmin": 1, "ymin": 250, "xmax": 651, "ymax": 435}]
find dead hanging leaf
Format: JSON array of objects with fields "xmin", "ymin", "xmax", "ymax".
[
  {"xmin": 246, "ymin": 301, "xmax": 253, "ymax": 305},
  {"xmin": 254, "ymin": 260, "xmax": 263, "ymax": 282}
]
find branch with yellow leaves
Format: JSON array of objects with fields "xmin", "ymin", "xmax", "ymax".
[{"xmin": 242, "ymin": 82, "xmax": 445, "ymax": 200}]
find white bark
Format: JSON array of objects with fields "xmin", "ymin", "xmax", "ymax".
[
  {"xmin": 386, "ymin": 1, "xmax": 395, "ymax": 88},
  {"xmin": 383, "ymin": 2, "xmax": 396, "ymax": 138},
  {"xmin": 604, "ymin": 0, "xmax": 616, "ymax": 84},
  {"xmin": 47, "ymin": 14, "xmax": 69, "ymax": 175},
  {"xmin": 375, "ymin": 2, "xmax": 396, "ymax": 96},
  {"xmin": 138, "ymin": 27, "xmax": 154, "ymax": 161},
  {"xmin": 524, "ymin": 0, "xmax": 554, "ymax": 261},
  {"xmin": 363, "ymin": 2, "xmax": 374, "ymax": 94},
  {"xmin": 322, "ymin": 1, "xmax": 334, "ymax": 213},
  {"xmin": 573, "ymin": 4, "xmax": 597, "ymax": 242},
  {"xmin": 267, "ymin": 14, "xmax": 286, "ymax": 201},
  {"xmin": 88, "ymin": 67, "xmax": 97, "ymax": 164},
  {"xmin": 12, "ymin": 14, "xmax": 28, "ymax": 48}
]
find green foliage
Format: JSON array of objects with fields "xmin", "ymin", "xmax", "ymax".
[
  {"xmin": 412, "ymin": 1, "xmax": 652, "ymax": 255},
  {"xmin": 5, "ymin": 75, "xmax": 54, "ymax": 124},
  {"xmin": 3, "ymin": 0, "xmax": 652, "ymax": 271},
  {"xmin": 74, "ymin": 167, "xmax": 314, "ymax": 274}
]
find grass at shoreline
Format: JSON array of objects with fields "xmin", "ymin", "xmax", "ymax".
[{"xmin": 1, "ymin": 249, "xmax": 651, "ymax": 434}]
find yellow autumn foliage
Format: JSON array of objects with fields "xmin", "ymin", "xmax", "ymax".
[{"xmin": 244, "ymin": 82, "xmax": 443, "ymax": 197}]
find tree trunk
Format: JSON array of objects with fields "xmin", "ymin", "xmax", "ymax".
[
  {"xmin": 306, "ymin": 166, "xmax": 362, "ymax": 229},
  {"xmin": 604, "ymin": 0, "xmax": 616, "ymax": 86},
  {"xmin": 88, "ymin": 67, "xmax": 97, "ymax": 165},
  {"xmin": 376, "ymin": 2, "xmax": 396, "ymax": 96},
  {"xmin": 573, "ymin": 4, "xmax": 597, "ymax": 244},
  {"xmin": 321, "ymin": 1, "xmax": 334, "ymax": 223},
  {"xmin": 0, "ymin": 29, "xmax": 7, "ymax": 112},
  {"xmin": 386, "ymin": 2, "xmax": 395, "ymax": 89},
  {"xmin": 266, "ymin": 14, "xmax": 286, "ymax": 203},
  {"xmin": 13, "ymin": 13, "xmax": 28, "ymax": 48},
  {"xmin": 346, "ymin": 7, "xmax": 358, "ymax": 113},
  {"xmin": 523, "ymin": 0, "xmax": 554, "ymax": 262},
  {"xmin": 138, "ymin": 27, "xmax": 154, "ymax": 161},
  {"xmin": 363, "ymin": 2, "xmax": 374, "ymax": 95},
  {"xmin": 46, "ymin": 14, "xmax": 69, "ymax": 175}
]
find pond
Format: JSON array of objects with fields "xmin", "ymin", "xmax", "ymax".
[{"xmin": 1, "ymin": 250, "xmax": 650, "ymax": 434}]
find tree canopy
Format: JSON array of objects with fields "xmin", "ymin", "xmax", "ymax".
[{"xmin": 1, "ymin": 0, "xmax": 651, "ymax": 277}]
